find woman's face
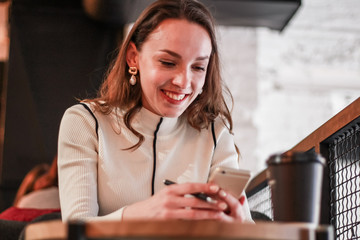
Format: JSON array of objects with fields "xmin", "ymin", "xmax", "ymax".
[{"xmin": 128, "ymin": 19, "xmax": 212, "ymax": 118}]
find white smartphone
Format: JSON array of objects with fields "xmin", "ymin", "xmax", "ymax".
[{"xmin": 208, "ymin": 167, "xmax": 251, "ymax": 198}]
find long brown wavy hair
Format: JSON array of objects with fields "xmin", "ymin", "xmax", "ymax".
[{"xmin": 85, "ymin": 0, "xmax": 235, "ymax": 150}]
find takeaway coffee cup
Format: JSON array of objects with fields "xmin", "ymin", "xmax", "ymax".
[{"xmin": 266, "ymin": 151, "xmax": 325, "ymax": 224}]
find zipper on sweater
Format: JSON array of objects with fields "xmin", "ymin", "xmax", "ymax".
[{"xmin": 151, "ymin": 117, "xmax": 163, "ymax": 195}]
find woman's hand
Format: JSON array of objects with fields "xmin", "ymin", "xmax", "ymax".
[
  {"xmin": 122, "ymin": 182, "xmax": 229, "ymax": 220},
  {"xmin": 216, "ymin": 190, "xmax": 253, "ymax": 223}
]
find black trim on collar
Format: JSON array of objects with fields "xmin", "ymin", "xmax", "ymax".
[
  {"xmin": 151, "ymin": 117, "xmax": 163, "ymax": 195},
  {"xmin": 211, "ymin": 121, "xmax": 217, "ymax": 149}
]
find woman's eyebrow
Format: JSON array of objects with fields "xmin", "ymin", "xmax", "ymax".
[
  {"xmin": 159, "ymin": 49, "xmax": 209, "ymax": 61},
  {"xmin": 160, "ymin": 49, "xmax": 181, "ymax": 58},
  {"xmin": 195, "ymin": 56, "xmax": 209, "ymax": 61}
]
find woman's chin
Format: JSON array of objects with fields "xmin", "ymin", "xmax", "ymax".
[{"xmin": 159, "ymin": 107, "xmax": 187, "ymax": 118}]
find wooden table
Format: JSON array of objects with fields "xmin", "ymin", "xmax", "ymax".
[{"xmin": 25, "ymin": 220, "xmax": 334, "ymax": 240}]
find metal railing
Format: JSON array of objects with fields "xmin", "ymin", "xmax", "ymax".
[
  {"xmin": 328, "ymin": 122, "xmax": 360, "ymax": 239},
  {"xmin": 247, "ymin": 182, "xmax": 273, "ymax": 220},
  {"xmin": 245, "ymin": 97, "xmax": 360, "ymax": 240}
]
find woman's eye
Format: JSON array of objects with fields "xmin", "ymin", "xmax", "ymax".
[
  {"xmin": 160, "ymin": 60, "xmax": 175, "ymax": 67},
  {"xmin": 193, "ymin": 66, "xmax": 206, "ymax": 72}
]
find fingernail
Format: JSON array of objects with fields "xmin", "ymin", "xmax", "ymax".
[
  {"xmin": 210, "ymin": 185, "xmax": 219, "ymax": 192},
  {"xmin": 239, "ymin": 196, "xmax": 245, "ymax": 205},
  {"xmin": 219, "ymin": 202, "xmax": 227, "ymax": 210},
  {"xmin": 219, "ymin": 190, "xmax": 227, "ymax": 198}
]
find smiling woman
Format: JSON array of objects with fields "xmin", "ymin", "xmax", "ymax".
[
  {"xmin": 126, "ymin": 18, "xmax": 212, "ymax": 118},
  {"xmin": 57, "ymin": 0, "xmax": 253, "ymax": 223}
]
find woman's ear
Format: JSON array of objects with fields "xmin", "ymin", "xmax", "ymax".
[{"xmin": 126, "ymin": 42, "xmax": 139, "ymax": 68}]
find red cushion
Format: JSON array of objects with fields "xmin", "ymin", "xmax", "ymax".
[{"xmin": 0, "ymin": 207, "xmax": 60, "ymax": 222}]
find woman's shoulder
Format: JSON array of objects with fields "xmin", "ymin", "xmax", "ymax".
[
  {"xmin": 60, "ymin": 103, "xmax": 103, "ymax": 130},
  {"xmin": 64, "ymin": 102, "xmax": 118, "ymax": 117},
  {"xmin": 210, "ymin": 115, "xmax": 234, "ymax": 142},
  {"xmin": 59, "ymin": 103, "xmax": 106, "ymax": 143},
  {"xmin": 62, "ymin": 103, "xmax": 95, "ymax": 118},
  {"xmin": 62, "ymin": 103, "xmax": 126, "ymax": 134},
  {"xmin": 212, "ymin": 115, "xmax": 231, "ymax": 131}
]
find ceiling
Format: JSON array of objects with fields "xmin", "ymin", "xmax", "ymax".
[{"xmin": 83, "ymin": 0, "xmax": 301, "ymax": 31}]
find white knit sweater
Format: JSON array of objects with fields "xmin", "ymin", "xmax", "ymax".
[{"xmin": 58, "ymin": 104, "xmax": 251, "ymax": 221}]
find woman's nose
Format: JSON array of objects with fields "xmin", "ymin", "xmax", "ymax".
[{"xmin": 172, "ymin": 70, "xmax": 191, "ymax": 89}]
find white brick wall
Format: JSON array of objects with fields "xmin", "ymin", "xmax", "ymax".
[
  {"xmin": 219, "ymin": 0, "xmax": 360, "ymax": 174},
  {"xmin": 217, "ymin": 27, "xmax": 259, "ymax": 171}
]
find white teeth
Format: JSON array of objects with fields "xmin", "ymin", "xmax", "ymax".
[{"xmin": 164, "ymin": 91, "xmax": 186, "ymax": 101}]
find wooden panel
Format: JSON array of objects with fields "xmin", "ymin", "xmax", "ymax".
[
  {"xmin": 25, "ymin": 219, "xmax": 333, "ymax": 240},
  {"xmin": 25, "ymin": 220, "xmax": 67, "ymax": 240},
  {"xmin": 246, "ymin": 169, "xmax": 267, "ymax": 196}
]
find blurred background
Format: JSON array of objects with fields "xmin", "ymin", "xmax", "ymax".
[
  {"xmin": 220, "ymin": 0, "xmax": 360, "ymax": 173},
  {"xmin": 0, "ymin": 0, "xmax": 359, "ymax": 211}
]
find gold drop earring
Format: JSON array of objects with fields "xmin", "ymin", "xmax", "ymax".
[{"xmin": 129, "ymin": 66, "xmax": 138, "ymax": 85}]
